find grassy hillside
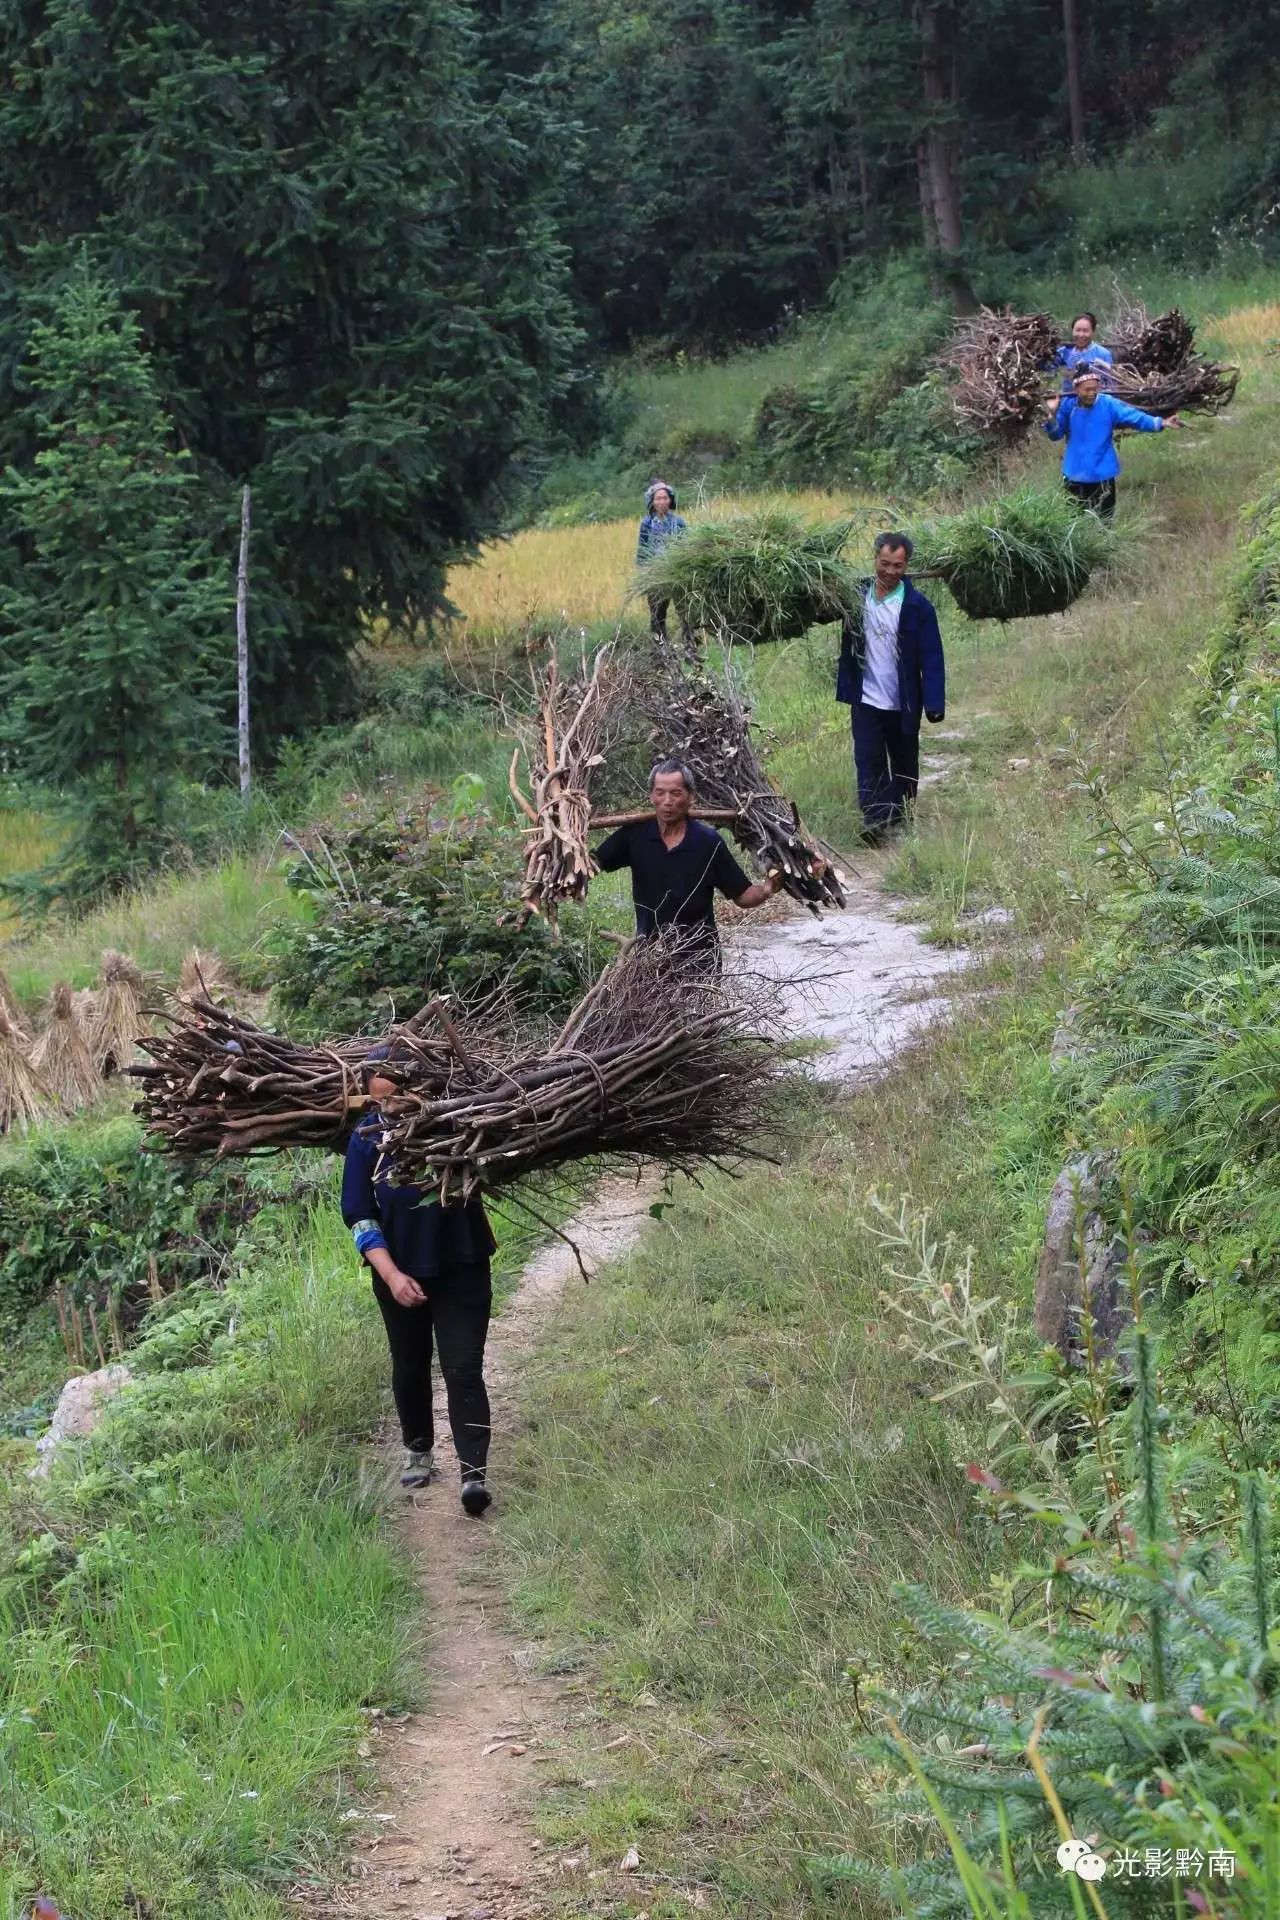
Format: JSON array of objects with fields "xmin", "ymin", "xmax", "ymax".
[{"xmin": 1, "ymin": 261, "xmax": 1277, "ymax": 1918}]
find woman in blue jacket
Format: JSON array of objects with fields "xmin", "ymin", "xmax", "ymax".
[
  {"xmin": 1049, "ymin": 311, "xmax": 1113, "ymax": 392},
  {"xmin": 1044, "ymin": 362, "xmax": 1182, "ymax": 521}
]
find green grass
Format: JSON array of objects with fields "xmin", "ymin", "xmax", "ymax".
[{"xmin": 489, "ymin": 276, "xmax": 1280, "ymax": 1916}]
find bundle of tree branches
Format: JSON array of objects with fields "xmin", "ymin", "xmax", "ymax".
[
  {"xmin": 130, "ymin": 997, "xmax": 476, "ymax": 1157},
  {"xmin": 1107, "ymin": 360, "xmax": 1240, "ymax": 417},
  {"xmin": 632, "ymin": 510, "xmax": 861, "ymax": 644},
  {"xmin": 1106, "ymin": 299, "xmax": 1195, "ymax": 373},
  {"xmin": 916, "ymin": 485, "xmax": 1119, "ymax": 622},
  {"xmin": 940, "ymin": 306, "xmax": 1058, "ymax": 442},
  {"xmin": 1104, "ymin": 298, "xmax": 1238, "ymax": 415},
  {"xmin": 377, "ymin": 934, "xmax": 784, "ymax": 1202},
  {"xmin": 509, "ymin": 644, "xmax": 626, "ymax": 930},
  {"xmin": 628, "ymin": 647, "xmax": 846, "ymax": 912}
]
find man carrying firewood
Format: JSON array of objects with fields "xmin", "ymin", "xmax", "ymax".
[
  {"xmin": 342, "ymin": 1046, "xmax": 497, "ymax": 1513},
  {"xmin": 837, "ymin": 533, "xmax": 946, "ymax": 844},
  {"xmin": 594, "ymin": 760, "xmax": 782, "ymax": 965}
]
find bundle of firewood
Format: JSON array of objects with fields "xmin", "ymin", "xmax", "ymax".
[
  {"xmin": 131, "ymin": 942, "xmax": 785, "ymax": 1199},
  {"xmin": 941, "ymin": 306, "xmax": 1058, "ymax": 442},
  {"xmin": 509, "ymin": 644, "xmax": 626, "ymax": 930},
  {"xmin": 129, "ymin": 997, "xmax": 477, "ymax": 1156},
  {"xmin": 377, "ymin": 935, "xmax": 783, "ymax": 1201},
  {"xmin": 629, "ymin": 647, "xmax": 846, "ymax": 913},
  {"xmin": 1106, "ymin": 300, "xmax": 1195, "ymax": 374}
]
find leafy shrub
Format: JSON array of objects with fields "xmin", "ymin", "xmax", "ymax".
[
  {"xmin": 753, "ymin": 263, "xmax": 974, "ymax": 489},
  {"xmin": 270, "ymin": 802, "xmax": 589, "ymax": 1037},
  {"xmin": 832, "ymin": 1202, "xmax": 1280, "ymax": 1917},
  {"xmin": 0, "ymin": 1117, "xmax": 254, "ymax": 1333}
]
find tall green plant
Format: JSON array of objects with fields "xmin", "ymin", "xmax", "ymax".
[{"xmin": 0, "ymin": 265, "xmax": 222, "ymax": 903}]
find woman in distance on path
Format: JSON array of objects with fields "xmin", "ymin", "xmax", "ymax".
[
  {"xmin": 1044, "ymin": 362, "xmax": 1182, "ymax": 523},
  {"xmin": 342, "ymin": 1045, "xmax": 496, "ymax": 1514},
  {"xmin": 636, "ymin": 478, "xmax": 691, "ymax": 640}
]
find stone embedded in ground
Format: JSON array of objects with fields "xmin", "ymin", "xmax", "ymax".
[
  {"xmin": 31, "ymin": 1363, "xmax": 133, "ymax": 1478},
  {"xmin": 1034, "ymin": 1153, "xmax": 1134, "ymax": 1366}
]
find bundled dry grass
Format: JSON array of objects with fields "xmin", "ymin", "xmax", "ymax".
[
  {"xmin": 92, "ymin": 949, "xmax": 149, "ymax": 1074},
  {"xmin": 176, "ymin": 947, "xmax": 234, "ymax": 1007},
  {"xmin": 0, "ymin": 1005, "xmax": 59, "ymax": 1133},
  {"xmin": 31, "ymin": 982, "xmax": 103, "ymax": 1111},
  {"xmin": 941, "ymin": 306, "xmax": 1058, "ymax": 441},
  {"xmin": 0, "ymin": 961, "xmax": 24, "ymax": 1032}
]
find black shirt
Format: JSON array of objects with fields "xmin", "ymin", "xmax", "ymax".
[{"xmin": 595, "ymin": 818, "xmax": 751, "ymax": 944}]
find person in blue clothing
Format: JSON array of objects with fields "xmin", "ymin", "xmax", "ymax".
[
  {"xmin": 342, "ymin": 1046, "xmax": 497, "ymax": 1513},
  {"xmin": 836, "ymin": 532, "xmax": 946, "ymax": 844},
  {"xmin": 1044, "ymin": 361, "xmax": 1182, "ymax": 522},
  {"xmin": 636, "ymin": 479, "xmax": 690, "ymax": 638},
  {"xmin": 1049, "ymin": 311, "xmax": 1113, "ymax": 391}
]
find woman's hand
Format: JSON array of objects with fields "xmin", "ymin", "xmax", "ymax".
[{"xmin": 386, "ymin": 1267, "xmax": 428, "ymax": 1308}]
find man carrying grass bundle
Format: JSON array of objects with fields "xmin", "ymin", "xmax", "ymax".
[
  {"xmin": 1044, "ymin": 363, "xmax": 1182, "ymax": 522},
  {"xmin": 837, "ymin": 533, "xmax": 946, "ymax": 844},
  {"xmin": 343, "ymin": 1046, "xmax": 497, "ymax": 1514},
  {"xmin": 595, "ymin": 759, "xmax": 782, "ymax": 966}
]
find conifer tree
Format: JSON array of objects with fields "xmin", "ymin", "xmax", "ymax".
[{"xmin": 0, "ymin": 265, "xmax": 223, "ymax": 902}]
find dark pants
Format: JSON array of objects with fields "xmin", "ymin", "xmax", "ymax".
[
  {"xmin": 1065, "ymin": 478, "xmax": 1116, "ymax": 523},
  {"xmin": 648, "ymin": 592, "xmax": 693, "ymax": 642},
  {"xmin": 852, "ymin": 703, "xmax": 920, "ymax": 830},
  {"xmin": 372, "ymin": 1260, "xmax": 492, "ymax": 1476}
]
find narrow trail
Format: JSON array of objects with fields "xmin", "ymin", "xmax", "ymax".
[{"xmin": 333, "ymin": 859, "xmax": 965, "ymax": 1920}]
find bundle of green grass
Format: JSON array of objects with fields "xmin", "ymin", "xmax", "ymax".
[
  {"xmin": 917, "ymin": 486, "xmax": 1120, "ymax": 622},
  {"xmin": 633, "ymin": 509, "xmax": 861, "ymax": 643}
]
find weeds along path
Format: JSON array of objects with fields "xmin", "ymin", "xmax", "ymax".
[{"xmin": 338, "ymin": 862, "xmax": 961, "ymax": 1920}]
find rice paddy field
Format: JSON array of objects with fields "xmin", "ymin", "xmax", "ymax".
[
  {"xmin": 441, "ymin": 486, "xmax": 877, "ymax": 640},
  {"xmin": 0, "ymin": 804, "xmax": 58, "ymax": 934}
]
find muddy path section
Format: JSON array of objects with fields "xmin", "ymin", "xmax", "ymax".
[{"xmin": 331, "ymin": 873, "xmax": 960, "ymax": 1920}]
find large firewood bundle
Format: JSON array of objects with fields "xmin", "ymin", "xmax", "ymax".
[
  {"xmin": 129, "ymin": 998, "xmax": 473, "ymax": 1155},
  {"xmin": 629, "ymin": 646, "xmax": 847, "ymax": 913},
  {"xmin": 941, "ymin": 307, "xmax": 1058, "ymax": 442},
  {"xmin": 508, "ymin": 644, "xmax": 626, "ymax": 931},
  {"xmin": 131, "ymin": 941, "xmax": 785, "ymax": 1200},
  {"xmin": 1105, "ymin": 298, "xmax": 1239, "ymax": 416}
]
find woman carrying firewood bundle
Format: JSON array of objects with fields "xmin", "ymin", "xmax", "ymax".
[
  {"xmin": 1047, "ymin": 311, "xmax": 1113, "ymax": 391},
  {"xmin": 1044, "ymin": 363, "xmax": 1182, "ymax": 522},
  {"xmin": 342, "ymin": 1046, "xmax": 497, "ymax": 1513}
]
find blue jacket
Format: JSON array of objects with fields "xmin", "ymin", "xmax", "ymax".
[
  {"xmin": 836, "ymin": 578, "xmax": 945, "ymax": 730},
  {"xmin": 1045, "ymin": 391, "xmax": 1164, "ymax": 482},
  {"xmin": 1051, "ymin": 342, "xmax": 1113, "ymax": 391},
  {"xmin": 637, "ymin": 511, "xmax": 686, "ymax": 564},
  {"xmin": 341, "ymin": 1116, "xmax": 495, "ymax": 1280}
]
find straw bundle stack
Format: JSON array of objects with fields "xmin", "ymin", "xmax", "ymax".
[{"xmin": 31, "ymin": 982, "xmax": 102, "ymax": 1110}]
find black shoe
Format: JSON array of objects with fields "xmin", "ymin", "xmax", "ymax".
[{"xmin": 461, "ymin": 1473, "xmax": 492, "ymax": 1517}]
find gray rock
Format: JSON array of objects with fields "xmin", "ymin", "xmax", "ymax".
[
  {"xmin": 30, "ymin": 1363, "xmax": 132, "ymax": 1478},
  {"xmin": 1049, "ymin": 1004, "xmax": 1089, "ymax": 1068},
  {"xmin": 1034, "ymin": 1155, "xmax": 1133, "ymax": 1367}
]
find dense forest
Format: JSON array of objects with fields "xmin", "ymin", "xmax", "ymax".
[{"xmin": 0, "ymin": 0, "xmax": 1275, "ymax": 892}]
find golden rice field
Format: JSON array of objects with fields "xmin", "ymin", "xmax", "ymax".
[
  {"xmin": 442, "ymin": 486, "xmax": 875, "ymax": 638},
  {"xmin": 1205, "ymin": 302, "xmax": 1280, "ymax": 351},
  {"xmin": 0, "ymin": 805, "xmax": 58, "ymax": 936}
]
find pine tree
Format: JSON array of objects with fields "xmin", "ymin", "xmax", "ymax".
[
  {"xmin": 0, "ymin": 265, "xmax": 223, "ymax": 903},
  {"xmin": 0, "ymin": 0, "xmax": 580, "ymax": 736}
]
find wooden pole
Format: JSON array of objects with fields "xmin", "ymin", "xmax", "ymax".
[
  {"xmin": 236, "ymin": 483, "xmax": 252, "ymax": 797},
  {"xmin": 587, "ymin": 807, "xmax": 742, "ymax": 830}
]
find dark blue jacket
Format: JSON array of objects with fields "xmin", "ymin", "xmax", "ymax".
[
  {"xmin": 836, "ymin": 578, "xmax": 945, "ymax": 731},
  {"xmin": 341, "ymin": 1116, "xmax": 495, "ymax": 1280}
]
